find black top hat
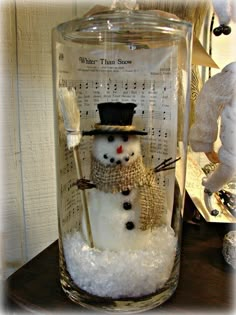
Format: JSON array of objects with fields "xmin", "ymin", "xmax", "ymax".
[{"xmin": 83, "ymin": 102, "xmax": 147, "ymax": 136}]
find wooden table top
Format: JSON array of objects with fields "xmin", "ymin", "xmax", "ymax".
[{"xmin": 5, "ymin": 217, "xmax": 236, "ymax": 313}]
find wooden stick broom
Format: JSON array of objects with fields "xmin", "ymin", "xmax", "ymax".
[{"xmin": 58, "ymin": 87, "xmax": 94, "ymax": 248}]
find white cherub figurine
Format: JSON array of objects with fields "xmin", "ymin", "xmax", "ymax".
[
  {"xmin": 212, "ymin": 0, "xmax": 236, "ymax": 36},
  {"xmin": 189, "ymin": 62, "xmax": 236, "ymax": 215}
]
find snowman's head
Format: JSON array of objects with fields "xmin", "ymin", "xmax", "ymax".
[{"xmin": 92, "ymin": 134, "xmax": 141, "ymax": 166}]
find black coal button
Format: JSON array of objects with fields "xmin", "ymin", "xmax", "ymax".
[
  {"xmin": 126, "ymin": 221, "xmax": 135, "ymax": 230},
  {"xmin": 123, "ymin": 202, "xmax": 132, "ymax": 210},
  {"xmin": 122, "ymin": 189, "xmax": 130, "ymax": 196}
]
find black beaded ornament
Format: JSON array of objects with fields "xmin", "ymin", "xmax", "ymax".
[{"xmin": 213, "ymin": 24, "xmax": 231, "ymax": 36}]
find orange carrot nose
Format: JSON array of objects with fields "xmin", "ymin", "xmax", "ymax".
[{"xmin": 117, "ymin": 145, "xmax": 123, "ymax": 154}]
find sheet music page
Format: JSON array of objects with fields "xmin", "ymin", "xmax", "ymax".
[{"xmin": 56, "ymin": 44, "xmax": 179, "ymax": 226}]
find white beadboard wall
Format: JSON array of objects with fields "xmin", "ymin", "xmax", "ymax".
[
  {"xmin": 0, "ymin": 0, "xmax": 235, "ymax": 279},
  {"xmin": 0, "ymin": 0, "xmax": 24, "ymax": 278}
]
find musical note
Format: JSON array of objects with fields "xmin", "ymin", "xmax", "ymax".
[
  {"xmin": 163, "ymin": 146, "xmax": 168, "ymax": 155},
  {"xmin": 163, "ymin": 111, "xmax": 171, "ymax": 120},
  {"xmin": 157, "ymin": 143, "xmax": 162, "ymax": 153},
  {"xmin": 150, "ymin": 141, "xmax": 157, "ymax": 153},
  {"xmin": 151, "ymin": 82, "xmax": 155, "ymax": 91},
  {"xmin": 152, "ymin": 110, "xmax": 171, "ymax": 121}
]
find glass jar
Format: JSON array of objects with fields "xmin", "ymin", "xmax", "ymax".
[{"xmin": 52, "ymin": 9, "xmax": 192, "ymax": 313}]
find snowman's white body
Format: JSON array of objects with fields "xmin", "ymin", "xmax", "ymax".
[{"xmin": 81, "ymin": 134, "xmax": 164, "ymax": 251}]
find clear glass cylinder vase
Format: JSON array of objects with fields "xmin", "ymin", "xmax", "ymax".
[{"xmin": 52, "ymin": 9, "xmax": 192, "ymax": 313}]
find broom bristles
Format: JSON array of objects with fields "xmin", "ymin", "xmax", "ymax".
[{"xmin": 58, "ymin": 87, "xmax": 80, "ymax": 131}]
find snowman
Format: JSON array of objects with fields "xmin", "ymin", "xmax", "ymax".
[{"xmin": 77, "ymin": 102, "xmax": 168, "ymax": 251}]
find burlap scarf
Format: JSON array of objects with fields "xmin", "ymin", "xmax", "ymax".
[{"xmin": 91, "ymin": 156, "xmax": 166, "ymax": 230}]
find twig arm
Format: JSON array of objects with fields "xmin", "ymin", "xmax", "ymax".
[
  {"xmin": 73, "ymin": 178, "xmax": 96, "ymax": 190},
  {"xmin": 154, "ymin": 157, "xmax": 181, "ymax": 173}
]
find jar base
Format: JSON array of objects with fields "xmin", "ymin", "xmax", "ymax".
[{"xmin": 60, "ymin": 250, "xmax": 180, "ymax": 313}]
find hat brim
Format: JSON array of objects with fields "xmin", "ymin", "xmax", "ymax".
[{"xmin": 82, "ymin": 129, "xmax": 148, "ymax": 136}]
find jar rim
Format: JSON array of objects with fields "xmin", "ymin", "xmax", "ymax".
[{"xmin": 55, "ymin": 9, "xmax": 192, "ymax": 36}]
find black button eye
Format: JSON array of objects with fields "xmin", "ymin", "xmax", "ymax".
[
  {"xmin": 122, "ymin": 135, "xmax": 129, "ymax": 142},
  {"xmin": 131, "ymin": 152, "xmax": 134, "ymax": 156},
  {"xmin": 108, "ymin": 135, "xmax": 114, "ymax": 142},
  {"xmin": 103, "ymin": 154, "xmax": 108, "ymax": 159}
]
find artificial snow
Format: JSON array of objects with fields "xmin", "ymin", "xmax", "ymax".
[{"xmin": 63, "ymin": 225, "xmax": 177, "ymax": 299}]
